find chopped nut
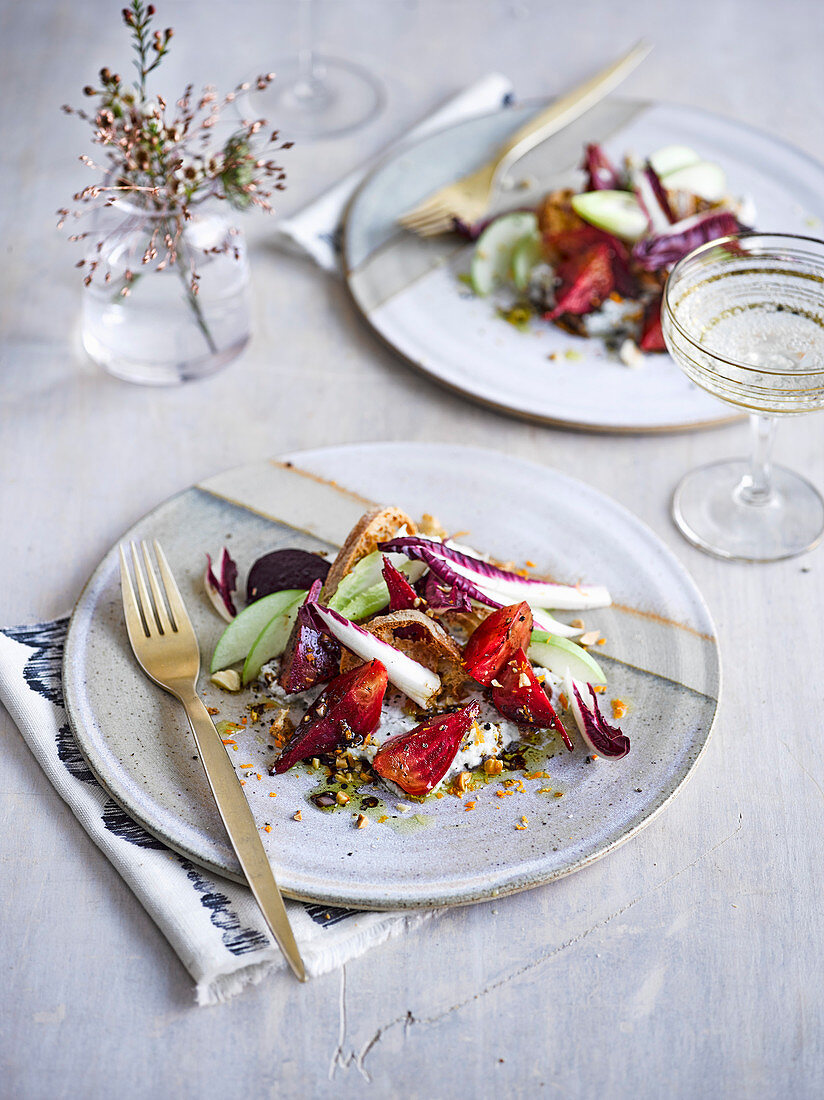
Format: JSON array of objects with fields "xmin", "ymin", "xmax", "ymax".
[
  {"xmin": 483, "ymin": 758, "xmax": 503, "ymax": 776},
  {"xmin": 456, "ymin": 771, "xmax": 472, "ymax": 793},
  {"xmin": 518, "ymin": 671, "xmax": 531, "ymax": 688},
  {"xmin": 268, "ymin": 709, "xmax": 295, "ymax": 739},
  {"xmin": 570, "ymin": 618, "xmax": 585, "ymax": 630},
  {"xmin": 336, "ymin": 792, "xmax": 350, "ymax": 806},
  {"xmin": 210, "ymin": 669, "xmax": 241, "ymax": 692},
  {"xmin": 292, "ymin": 810, "xmax": 302, "ymax": 821},
  {"xmin": 355, "ymin": 813, "xmax": 368, "ymax": 829},
  {"xmin": 578, "ymin": 630, "xmax": 601, "ymax": 647}
]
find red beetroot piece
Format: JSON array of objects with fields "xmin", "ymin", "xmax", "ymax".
[
  {"xmin": 278, "ymin": 580, "xmax": 341, "ymax": 694},
  {"xmin": 548, "ymin": 242, "xmax": 616, "ymax": 320},
  {"xmin": 463, "ymin": 602, "xmax": 533, "ymax": 686},
  {"xmin": 491, "ymin": 648, "xmax": 573, "ymax": 751},
  {"xmin": 272, "ymin": 659, "xmax": 388, "ymax": 774},
  {"xmin": 639, "ymin": 294, "xmax": 665, "ymax": 351},
  {"xmin": 382, "ymin": 556, "xmax": 422, "ymax": 612},
  {"xmin": 372, "ymin": 701, "xmax": 481, "ymax": 798}
]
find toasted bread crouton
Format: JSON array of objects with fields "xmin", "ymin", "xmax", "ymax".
[
  {"xmin": 536, "ymin": 188, "xmax": 581, "ymax": 239},
  {"xmin": 340, "ymin": 609, "xmax": 467, "ymax": 696},
  {"xmin": 322, "ymin": 507, "xmax": 416, "ymax": 602}
]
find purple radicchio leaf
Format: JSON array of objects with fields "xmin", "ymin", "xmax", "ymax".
[
  {"xmin": 571, "ymin": 682, "xmax": 630, "ymax": 759},
  {"xmin": 204, "ymin": 548, "xmax": 238, "ymax": 621},
  {"xmin": 632, "ymin": 210, "xmax": 743, "ymax": 272},
  {"xmin": 380, "ymin": 536, "xmax": 610, "ymax": 610},
  {"xmin": 632, "ymin": 163, "xmax": 675, "ymax": 233},
  {"xmin": 581, "ymin": 143, "xmax": 623, "ymax": 191},
  {"xmin": 382, "ymin": 556, "xmax": 423, "ymax": 612},
  {"xmin": 422, "ymin": 571, "xmax": 472, "ymax": 613}
]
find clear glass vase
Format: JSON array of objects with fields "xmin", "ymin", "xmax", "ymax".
[{"xmin": 81, "ymin": 199, "xmax": 251, "ymax": 385}]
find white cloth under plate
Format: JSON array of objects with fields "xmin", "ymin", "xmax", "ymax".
[
  {"xmin": 272, "ymin": 72, "xmax": 514, "ymax": 271},
  {"xmin": 0, "ymin": 619, "xmax": 438, "ymax": 1005}
]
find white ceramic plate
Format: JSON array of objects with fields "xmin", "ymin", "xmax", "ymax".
[
  {"xmin": 343, "ymin": 99, "xmax": 824, "ymax": 432},
  {"xmin": 64, "ymin": 443, "xmax": 720, "ymax": 909}
]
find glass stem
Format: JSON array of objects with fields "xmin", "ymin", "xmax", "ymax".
[
  {"xmin": 739, "ymin": 414, "xmax": 777, "ymax": 506},
  {"xmin": 296, "ymin": 0, "xmax": 318, "ymax": 90}
]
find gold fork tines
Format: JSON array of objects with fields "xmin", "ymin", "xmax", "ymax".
[
  {"xmin": 399, "ymin": 41, "xmax": 651, "ymax": 237},
  {"xmin": 119, "ymin": 538, "xmax": 307, "ymax": 981}
]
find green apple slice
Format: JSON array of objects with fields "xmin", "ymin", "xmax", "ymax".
[
  {"xmin": 210, "ymin": 589, "xmax": 305, "ymax": 673},
  {"xmin": 570, "ymin": 191, "xmax": 648, "ymax": 242},
  {"xmin": 660, "ymin": 161, "xmax": 727, "ymax": 202},
  {"xmin": 527, "ymin": 635, "xmax": 607, "ymax": 685},
  {"xmin": 649, "ymin": 144, "xmax": 701, "ymax": 177},
  {"xmin": 511, "ymin": 232, "xmax": 544, "ymax": 291},
  {"xmin": 242, "ymin": 597, "xmax": 305, "ymax": 685},
  {"xmin": 470, "ymin": 212, "xmax": 539, "ymax": 296}
]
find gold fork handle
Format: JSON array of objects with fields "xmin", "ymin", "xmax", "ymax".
[
  {"xmin": 179, "ymin": 690, "xmax": 307, "ymax": 982},
  {"xmin": 492, "ymin": 40, "xmax": 652, "ymax": 187}
]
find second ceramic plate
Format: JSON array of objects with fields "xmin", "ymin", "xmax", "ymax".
[
  {"xmin": 64, "ymin": 443, "xmax": 720, "ymax": 909},
  {"xmin": 343, "ymin": 99, "xmax": 824, "ymax": 432}
]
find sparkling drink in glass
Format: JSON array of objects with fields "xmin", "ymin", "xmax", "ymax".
[{"xmin": 662, "ymin": 233, "xmax": 824, "ymax": 561}]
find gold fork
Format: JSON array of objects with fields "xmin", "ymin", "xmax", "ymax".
[
  {"xmin": 399, "ymin": 40, "xmax": 651, "ymax": 237},
  {"xmin": 119, "ymin": 539, "xmax": 306, "ymax": 982}
]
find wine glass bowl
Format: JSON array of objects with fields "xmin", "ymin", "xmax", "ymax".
[{"xmin": 662, "ymin": 233, "xmax": 824, "ymax": 561}]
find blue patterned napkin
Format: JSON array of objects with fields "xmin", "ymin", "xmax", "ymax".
[{"xmin": 0, "ymin": 619, "xmax": 436, "ymax": 1004}]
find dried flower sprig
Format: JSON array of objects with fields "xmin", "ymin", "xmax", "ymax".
[{"xmin": 58, "ymin": 0, "xmax": 291, "ymax": 347}]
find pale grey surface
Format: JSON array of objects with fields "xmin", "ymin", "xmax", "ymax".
[{"xmin": 1, "ymin": 1, "xmax": 822, "ymax": 1097}]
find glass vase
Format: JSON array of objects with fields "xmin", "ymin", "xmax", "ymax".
[{"xmin": 81, "ymin": 200, "xmax": 251, "ymax": 385}]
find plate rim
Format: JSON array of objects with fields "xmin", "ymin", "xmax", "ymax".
[
  {"xmin": 63, "ymin": 442, "xmax": 722, "ymax": 909},
  {"xmin": 341, "ymin": 95, "xmax": 824, "ymax": 434}
]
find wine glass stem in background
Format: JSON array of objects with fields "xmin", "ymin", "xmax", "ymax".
[
  {"xmin": 738, "ymin": 414, "xmax": 777, "ymax": 506},
  {"xmin": 295, "ymin": 0, "xmax": 319, "ymax": 95}
]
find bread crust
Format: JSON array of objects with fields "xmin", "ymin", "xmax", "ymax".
[{"xmin": 321, "ymin": 507, "xmax": 416, "ymax": 602}]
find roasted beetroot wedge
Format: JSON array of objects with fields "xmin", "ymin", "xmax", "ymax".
[
  {"xmin": 491, "ymin": 648, "xmax": 572, "ymax": 750},
  {"xmin": 548, "ymin": 242, "xmax": 616, "ymax": 320},
  {"xmin": 272, "ymin": 659, "xmax": 388, "ymax": 773},
  {"xmin": 463, "ymin": 602, "xmax": 532, "ymax": 686},
  {"xmin": 278, "ymin": 580, "xmax": 341, "ymax": 694},
  {"xmin": 382, "ymin": 556, "xmax": 422, "ymax": 612},
  {"xmin": 372, "ymin": 702, "xmax": 481, "ymax": 798},
  {"xmin": 639, "ymin": 293, "xmax": 665, "ymax": 351}
]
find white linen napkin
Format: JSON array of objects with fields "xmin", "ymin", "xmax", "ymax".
[
  {"xmin": 0, "ymin": 618, "xmax": 438, "ymax": 1005},
  {"xmin": 273, "ymin": 72, "xmax": 515, "ymax": 272}
]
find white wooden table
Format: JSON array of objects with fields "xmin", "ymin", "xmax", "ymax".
[{"xmin": 2, "ymin": 2, "xmax": 823, "ymax": 1096}]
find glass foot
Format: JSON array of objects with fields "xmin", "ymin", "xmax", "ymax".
[
  {"xmin": 672, "ymin": 459, "xmax": 824, "ymax": 561},
  {"xmin": 246, "ymin": 56, "xmax": 384, "ymax": 140}
]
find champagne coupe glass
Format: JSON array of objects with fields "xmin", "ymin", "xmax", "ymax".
[
  {"xmin": 245, "ymin": 0, "xmax": 384, "ymax": 140},
  {"xmin": 662, "ymin": 233, "xmax": 824, "ymax": 561}
]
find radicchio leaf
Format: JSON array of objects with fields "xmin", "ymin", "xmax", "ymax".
[
  {"xmin": 310, "ymin": 602, "xmax": 441, "ymax": 708},
  {"xmin": 204, "ymin": 548, "xmax": 238, "ymax": 621},
  {"xmin": 581, "ymin": 143, "xmax": 623, "ymax": 191},
  {"xmin": 632, "ymin": 210, "xmax": 742, "ymax": 272},
  {"xmin": 632, "ymin": 163, "xmax": 675, "ymax": 233},
  {"xmin": 422, "ymin": 572, "xmax": 472, "ymax": 613},
  {"xmin": 380, "ymin": 537, "xmax": 611, "ymax": 611},
  {"xmin": 382, "ymin": 556, "xmax": 422, "ymax": 612},
  {"xmin": 568, "ymin": 680, "xmax": 630, "ymax": 759}
]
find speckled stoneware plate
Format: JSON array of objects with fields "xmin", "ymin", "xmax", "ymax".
[
  {"xmin": 64, "ymin": 443, "xmax": 720, "ymax": 909},
  {"xmin": 343, "ymin": 98, "xmax": 824, "ymax": 432}
]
